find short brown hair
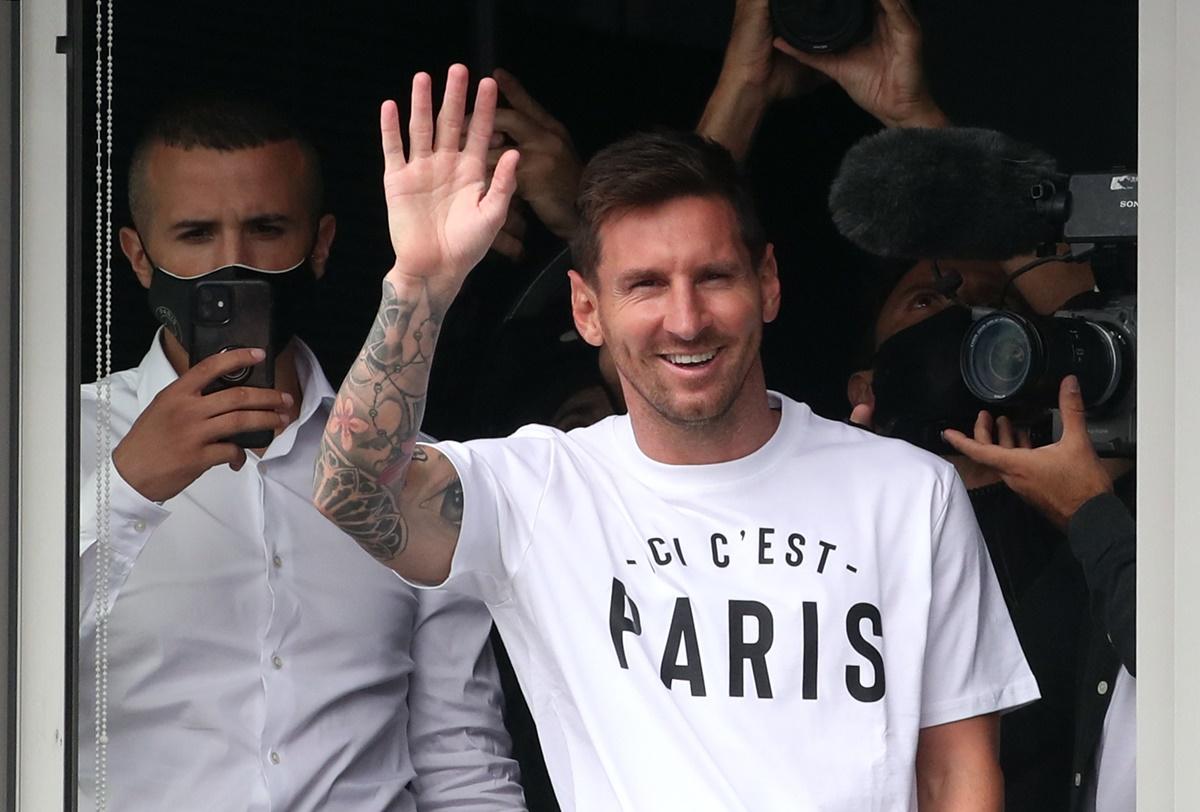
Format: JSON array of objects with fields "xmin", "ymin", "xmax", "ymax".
[
  {"xmin": 570, "ymin": 130, "xmax": 767, "ymax": 279},
  {"xmin": 128, "ymin": 96, "xmax": 324, "ymax": 229}
]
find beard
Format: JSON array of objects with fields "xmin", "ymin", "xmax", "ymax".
[{"xmin": 611, "ymin": 329, "xmax": 764, "ymax": 430}]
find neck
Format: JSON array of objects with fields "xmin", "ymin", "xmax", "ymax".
[{"xmin": 626, "ymin": 371, "xmax": 780, "ymax": 465}]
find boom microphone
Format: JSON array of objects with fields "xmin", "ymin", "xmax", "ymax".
[{"xmin": 829, "ymin": 127, "xmax": 1067, "ymax": 261}]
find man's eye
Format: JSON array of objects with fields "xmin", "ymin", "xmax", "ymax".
[
  {"xmin": 911, "ymin": 293, "xmax": 941, "ymax": 309},
  {"xmin": 630, "ymin": 278, "xmax": 660, "ymax": 289},
  {"xmin": 180, "ymin": 229, "xmax": 211, "ymax": 241},
  {"xmin": 254, "ymin": 223, "xmax": 284, "ymax": 235}
]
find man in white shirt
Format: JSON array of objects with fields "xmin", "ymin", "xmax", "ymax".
[
  {"xmin": 313, "ymin": 66, "xmax": 1039, "ymax": 811},
  {"xmin": 79, "ymin": 97, "xmax": 524, "ymax": 811}
]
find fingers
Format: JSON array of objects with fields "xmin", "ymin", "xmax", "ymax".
[
  {"xmin": 973, "ymin": 410, "xmax": 995, "ymax": 445},
  {"xmin": 408, "ymin": 72, "xmax": 434, "ymax": 158},
  {"xmin": 492, "ymin": 108, "xmax": 540, "ymax": 147},
  {"xmin": 491, "ymin": 229, "xmax": 525, "ymax": 262},
  {"xmin": 183, "ymin": 347, "xmax": 267, "ymax": 393},
  {"xmin": 1057, "ymin": 375, "xmax": 1089, "ymax": 439},
  {"xmin": 435, "ymin": 64, "xmax": 469, "ymax": 153},
  {"xmin": 849, "ymin": 402, "xmax": 875, "ymax": 430},
  {"xmin": 493, "ymin": 69, "xmax": 562, "ymax": 133},
  {"xmin": 879, "ymin": 0, "xmax": 921, "ymax": 36},
  {"xmin": 996, "ymin": 415, "xmax": 1016, "ymax": 449},
  {"xmin": 380, "ymin": 100, "xmax": 406, "ymax": 173},
  {"xmin": 464, "ymin": 76, "xmax": 500, "ymax": 161},
  {"xmin": 204, "ymin": 409, "xmax": 290, "ymax": 444},
  {"xmin": 941, "ymin": 428, "xmax": 1011, "ymax": 470},
  {"xmin": 479, "ymin": 148, "xmax": 521, "ymax": 225},
  {"xmin": 205, "ymin": 443, "xmax": 248, "ymax": 472},
  {"xmin": 199, "ymin": 385, "xmax": 294, "ymax": 419}
]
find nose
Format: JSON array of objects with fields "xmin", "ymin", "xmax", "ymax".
[
  {"xmin": 662, "ymin": 283, "xmax": 710, "ymax": 341},
  {"xmin": 215, "ymin": 233, "xmax": 252, "ymax": 270}
]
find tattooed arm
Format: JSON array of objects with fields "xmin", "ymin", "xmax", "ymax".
[{"xmin": 313, "ymin": 64, "xmax": 518, "ymax": 584}]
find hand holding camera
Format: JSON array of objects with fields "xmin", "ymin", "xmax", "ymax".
[
  {"xmin": 942, "ymin": 376, "xmax": 1114, "ymax": 530},
  {"xmin": 111, "ymin": 347, "xmax": 293, "ymax": 503}
]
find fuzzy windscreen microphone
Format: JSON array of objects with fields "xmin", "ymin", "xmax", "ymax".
[{"xmin": 829, "ymin": 127, "xmax": 1067, "ymax": 261}]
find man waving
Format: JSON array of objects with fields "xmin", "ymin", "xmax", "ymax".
[{"xmin": 315, "ymin": 65, "xmax": 1038, "ymax": 811}]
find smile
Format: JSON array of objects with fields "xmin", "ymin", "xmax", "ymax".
[{"xmin": 662, "ymin": 349, "xmax": 718, "ymax": 367}]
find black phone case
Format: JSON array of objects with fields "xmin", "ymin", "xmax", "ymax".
[{"xmin": 189, "ymin": 279, "xmax": 276, "ymax": 449}]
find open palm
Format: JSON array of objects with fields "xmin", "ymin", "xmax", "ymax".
[{"xmin": 382, "ymin": 65, "xmax": 519, "ymax": 299}]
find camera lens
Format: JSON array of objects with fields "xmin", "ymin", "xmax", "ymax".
[
  {"xmin": 195, "ymin": 283, "xmax": 233, "ymax": 325},
  {"xmin": 770, "ymin": 0, "xmax": 873, "ymax": 53},
  {"xmin": 961, "ymin": 313, "xmax": 1037, "ymax": 402},
  {"xmin": 961, "ymin": 310, "xmax": 1126, "ymax": 411}
]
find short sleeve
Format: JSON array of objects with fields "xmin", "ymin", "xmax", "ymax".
[
  {"xmin": 920, "ymin": 472, "xmax": 1041, "ymax": 728},
  {"xmin": 421, "ymin": 432, "xmax": 556, "ymax": 606}
]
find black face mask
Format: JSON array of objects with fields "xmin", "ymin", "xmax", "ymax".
[
  {"xmin": 145, "ymin": 250, "xmax": 318, "ymax": 357},
  {"xmin": 870, "ymin": 305, "xmax": 989, "ymax": 452}
]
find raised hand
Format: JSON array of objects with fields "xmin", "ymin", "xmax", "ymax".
[
  {"xmin": 773, "ymin": 0, "xmax": 948, "ymax": 129},
  {"xmin": 942, "ymin": 376, "xmax": 1113, "ymax": 529},
  {"xmin": 112, "ymin": 347, "xmax": 293, "ymax": 502},
  {"xmin": 488, "ymin": 69, "xmax": 583, "ymax": 246},
  {"xmin": 382, "ymin": 64, "xmax": 520, "ymax": 301},
  {"xmin": 698, "ymin": 0, "xmax": 828, "ymax": 161}
]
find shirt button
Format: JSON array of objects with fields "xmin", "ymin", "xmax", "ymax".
[
  {"xmin": 1097, "ymin": 680, "xmax": 1110, "ymax": 695},
  {"xmin": 1074, "ymin": 772, "xmax": 1083, "ymax": 787},
  {"xmin": 272, "ymin": 655, "xmax": 284, "ymax": 669},
  {"xmin": 269, "ymin": 751, "xmax": 281, "ymax": 765},
  {"xmin": 272, "ymin": 554, "xmax": 283, "ymax": 568},
  {"xmin": 258, "ymin": 461, "xmax": 268, "ymax": 474},
  {"xmin": 133, "ymin": 519, "xmax": 146, "ymax": 532}
]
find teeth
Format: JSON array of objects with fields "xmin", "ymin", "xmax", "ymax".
[{"xmin": 666, "ymin": 350, "xmax": 716, "ymax": 365}]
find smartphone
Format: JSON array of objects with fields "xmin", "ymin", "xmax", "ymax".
[{"xmin": 189, "ymin": 279, "xmax": 275, "ymax": 449}]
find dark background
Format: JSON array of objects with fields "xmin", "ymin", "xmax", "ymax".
[{"xmin": 82, "ymin": 0, "xmax": 1137, "ymax": 436}]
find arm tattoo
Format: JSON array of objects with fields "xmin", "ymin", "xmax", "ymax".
[{"xmin": 314, "ymin": 277, "xmax": 453, "ymax": 563}]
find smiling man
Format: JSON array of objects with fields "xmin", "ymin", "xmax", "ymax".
[
  {"xmin": 315, "ymin": 66, "xmax": 1039, "ymax": 811},
  {"xmin": 79, "ymin": 98, "xmax": 522, "ymax": 811}
]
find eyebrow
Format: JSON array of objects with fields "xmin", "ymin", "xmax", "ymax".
[
  {"xmin": 615, "ymin": 261, "xmax": 743, "ymax": 282},
  {"xmin": 167, "ymin": 213, "xmax": 294, "ymax": 233}
]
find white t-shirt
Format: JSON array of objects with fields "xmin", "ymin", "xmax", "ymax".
[{"xmin": 422, "ymin": 393, "xmax": 1039, "ymax": 812}]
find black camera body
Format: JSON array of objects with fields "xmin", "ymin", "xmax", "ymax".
[
  {"xmin": 770, "ymin": 0, "xmax": 874, "ymax": 53},
  {"xmin": 960, "ymin": 295, "xmax": 1136, "ymax": 456}
]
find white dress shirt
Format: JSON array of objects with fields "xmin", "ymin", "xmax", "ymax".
[{"xmin": 79, "ymin": 333, "xmax": 525, "ymax": 812}]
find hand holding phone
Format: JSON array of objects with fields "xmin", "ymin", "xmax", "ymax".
[
  {"xmin": 189, "ymin": 279, "xmax": 276, "ymax": 448},
  {"xmin": 111, "ymin": 347, "xmax": 294, "ymax": 503}
]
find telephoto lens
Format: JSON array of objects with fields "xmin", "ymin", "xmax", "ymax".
[
  {"xmin": 770, "ymin": 0, "xmax": 874, "ymax": 53},
  {"xmin": 960, "ymin": 310, "xmax": 1128, "ymax": 412}
]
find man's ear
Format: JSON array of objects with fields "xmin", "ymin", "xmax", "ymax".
[
  {"xmin": 310, "ymin": 214, "xmax": 337, "ymax": 280},
  {"xmin": 568, "ymin": 269, "xmax": 603, "ymax": 347},
  {"xmin": 847, "ymin": 369, "xmax": 875, "ymax": 409},
  {"xmin": 119, "ymin": 226, "xmax": 154, "ymax": 289},
  {"xmin": 759, "ymin": 243, "xmax": 781, "ymax": 324}
]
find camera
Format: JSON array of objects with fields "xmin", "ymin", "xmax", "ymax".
[
  {"xmin": 770, "ymin": 0, "xmax": 873, "ymax": 53},
  {"xmin": 960, "ymin": 294, "xmax": 1136, "ymax": 456},
  {"xmin": 194, "ymin": 283, "xmax": 233, "ymax": 326}
]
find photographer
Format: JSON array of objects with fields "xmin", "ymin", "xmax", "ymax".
[
  {"xmin": 944, "ymin": 380, "xmax": 1135, "ymax": 812},
  {"xmin": 79, "ymin": 98, "xmax": 523, "ymax": 811},
  {"xmin": 847, "ymin": 256, "xmax": 1134, "ymax": 812},
  {"xmin": 697, "ymin": 1, "xmax": 1135, "ymax": 809}
]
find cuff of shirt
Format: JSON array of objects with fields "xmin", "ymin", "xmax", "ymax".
[{"xmin": 101, "ymin": 456, "xmax": 172, "ymax": 561}]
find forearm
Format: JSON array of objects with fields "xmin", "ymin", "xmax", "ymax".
[
  {"xmin": 915, "ymin": 715, "xmax": 1002, "ymax": 812},
  {"xmin": 313, "ymin": 272, "xmax": 453, "ymax": 564},
  {"xmin": 696, "ymin": 75, "xmax": 772, "ymax": 163}
]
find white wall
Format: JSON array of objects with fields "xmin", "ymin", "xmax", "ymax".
[{"xmin": 15, "ymin": 0, "xmax": 68, "ymax": 808}]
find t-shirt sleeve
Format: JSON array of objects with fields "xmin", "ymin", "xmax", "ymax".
[
  {"xmin": 420, "ymin": 433, "xmax": 554, "ymax": 606},
  {"xmin": 919, "ymin": 472, "xmax": 1041, "ymax": 728}
]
